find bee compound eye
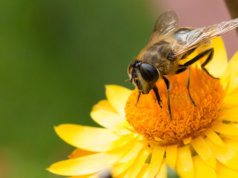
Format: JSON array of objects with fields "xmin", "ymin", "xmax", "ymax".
[{"xmin": 139, "ymin": 63, "xmax": 159, "ymax": 82}]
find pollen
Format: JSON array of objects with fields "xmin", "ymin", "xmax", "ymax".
[{"xmin": 125, "ymin": 67, "xmax": 224, "ymax": 145}]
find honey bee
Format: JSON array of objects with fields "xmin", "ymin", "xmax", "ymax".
[{"xmin": 128, "ymin": 11, "xmax": 238, "ymax": 120}]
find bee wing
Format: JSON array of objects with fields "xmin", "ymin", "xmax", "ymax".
[
  {"xmin": 172, "ymin": 18, "xmax": 238, "ymax": 56},
  {"xmin": 150, "ymin": 11, "xmax": 178, "ymax": 40}
]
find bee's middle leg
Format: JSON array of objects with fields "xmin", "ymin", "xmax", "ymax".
[
  {"xmin": 182, "ymin": 48, "xmax": 215, "ymax": 78},
  {"xmin": 187, "ymin": 66, "xmax": 196, "ymax": 106},
  {"xmin": 201, "ymin": 48, "xmax": 216, "ymax": 79},
  {"xmin": 175, "ymin": 66, "xmax": 196, "ymax": 106},
  {"xmin": 162, "ymin": 76, "xmax": 172, "ymax": 120}
]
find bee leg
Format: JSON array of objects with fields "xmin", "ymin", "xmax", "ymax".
[
  {"xmin": 153, "ymin": 86, "xmax": 162, "ymax": 108},
  {"xmin": 162, "ymin": 76, "xmax": 172, "ymax": 120},
  {"xmin": 175, "ymin": 67, "xmax": 196, "ymax": 106},
  {"xmin": 201, "ymin": 48, "xmax": 217, "ymax": 79},
  {"xmin": 182, "ymin": 48, "xmax": 216, "ymax": 79},
  {"xmin": 187, "ymin": 66, "xmax": 197, "ymax": 106},
  {"xmin": 175, "ymin": 67, "xmax": 187, "ymax": 74},
  {"xmin": 182, "ymin": 48, "xmax": 213, "ymax": 66},
  {"xmin": 136, "ymin": 91, "xmax": 142, "ymax": 105}
]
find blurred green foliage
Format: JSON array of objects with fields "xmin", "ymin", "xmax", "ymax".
[{"xmin": 0, "ymin": 0, "xmax": 154, "ymax": 177}]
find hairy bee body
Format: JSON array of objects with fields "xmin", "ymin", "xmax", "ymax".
[
  {"xmin": 136, "ymin": 28, "xmax": 206, "ymax": 76},
  {"xmin": 128, "ymin": 11, "xmax": 238, "ymax": 120},
  {"xmin": 139, "ymin": 40, "xmax": 178, "ymax": 75}
]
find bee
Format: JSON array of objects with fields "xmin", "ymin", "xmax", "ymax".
[{"xmin": 128, "ymin": 11, "xmax": 238, "ymax": 120}]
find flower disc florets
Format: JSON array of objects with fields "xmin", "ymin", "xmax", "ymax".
[{"xmin": 125, "ymin": 67, "xmax": 224, "ymax": 145}]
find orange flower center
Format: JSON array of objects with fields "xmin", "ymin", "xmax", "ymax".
[{"xmin": 125, "ymin": 67, "xmax": 224, "ymax": 145}]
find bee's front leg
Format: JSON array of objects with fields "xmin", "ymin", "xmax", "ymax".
[
  {"xmin": 136, "ymin": 91, "xmax": 141, "ymax": 105},
  {"xmin": 153, "ymin": 86, "xmax": 162, "ymax": 108}
]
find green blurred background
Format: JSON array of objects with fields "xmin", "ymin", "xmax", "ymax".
[{"xmin": 0, "ymin": 0, "xmax": 154, "ymax": 177}]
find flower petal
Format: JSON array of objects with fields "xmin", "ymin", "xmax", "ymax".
[
  {"xmin": 223, "ymin": 138, "xmax": 238, "ymax": 152},
  {"xmin": 156, "ymin": 162, "xmax": 167, "ymax": 178},
  {"xmin": 92, "ymin": 100, "xmax": 117, "ymax": 113},
  {"xmin": 217, "ymin": 162, "xmax": 238, "ymax": 178},
  {"xmin": 223, "ymin": 94, "xmax": 238, "ymax": 108},
  {"xmin": 193, "ymin": 156, "xmax": 216, "ymax": 178},
  {"xmin": 206, "ymin": 138, "xmax": 238, "ymax": 170},
  {"xmin": 55, "ymin": 124, "xmax": 131, "ymax": 152},
  {"xmin": 191, "ymin": 136, "xmax": 216, "ymax": 168},
  {"xmin": 125, "ymin": 149, "xmax": 150, "ymax": 178},
  {"xmin": 144, "ymin": 146, "xmax": 165, "ymax": 178},
  {"xmin": 137, "ymin": 164, "xmax": 149, "ymax": 178},
  {"xmin": 222, "ymin": 134, "xmax": 238, "ymax": 142},
  {"xmin": 118, "ymin": 141, "xmax": 144, "ymax": 163},
  {"xmin": 48, "ymin": 140, "xmax": 136, "ymax": 176},
  {"xmin": 90, "ymin": 107, "xmax": 130, "ymax": 132},
  {"xmin": 165, "ymin": 145, "xmax": 177, "ymax": 169},
  {"xmin": 48, "ymin": 153, "xmax": 119, "ymax": 176},
  {"xmin": 176, "ymin": 146, "xmax": 193, "ymax": 178},
  {"xmin": 69, "ymin": 148, "xmax": 95, "ymax": 159},
  {"xmin": 68, "ymin": 175, "xmax": 93, "ymax": 178},
  {"xmin": 205, "ymin": 129, "xmax": 224, "ymax": 146},
  {"xmin": 213, "ymin": 122, "xmax": 238, "ymax": 136},
  {"xmin": 105, "ymin": 85, "xmax": 132, "ymax": 117},
  {"xmin": 219, "ymin": 107, "xmax": 238, "ymax": 122},
  {"xmin": 221, "ymin": 52, "xmax": 238, "ymax": 93},
  {"xmin": 112, "ymin": 159, "xmax": 136, "ymax": 177},
  {"xmin": 205, "ymin": 36, "xmax": 228, "ymax": 78}
]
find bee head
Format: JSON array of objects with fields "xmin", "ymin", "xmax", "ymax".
[{"xmin": 128, "ymin": 61, "xmax": 159, "ymax": 94}]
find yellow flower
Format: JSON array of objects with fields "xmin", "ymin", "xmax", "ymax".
[{"xmin": 48, "ymin": 37, "xmax": 238, "ymax": 178}]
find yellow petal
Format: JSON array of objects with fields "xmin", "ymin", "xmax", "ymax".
[
  {"xmin": 191, "ymin": 136, "xmax": 216, "ymax": 168},
  {"xmin": 221, "ymin": 134, "xmax": 238, "ymax": 142},
  {"xmin": 165, "ymin": 145, "xmax": 177, "ymax": 169},
  {"xmin": 137, "ymin": 164, "xmax": 149, "ymax": 178},
  {"xmin": 176, "ymin": 146, "xmax": 193, "ymax": 178},
  {"xmin": 213, "ymin": 122, "xmax": 238, "ymax": 136},
  {"xmin": 105, "ymin": 85, "xmax": 132, "ymax": 117},
  {"xmin": 183, "ymin": 137, "xmax": 192, "ymax": 145},
  {"xmin": 48, "ymin": 140, "xmax": 136, "ymax": 176},
  {"xmin": 206, "ymin": 36, "xmax": 228, "ymax": 78},
  {"xmin": 193, "ymin": 156, "xmax": 216, "ymax": 178},
  {"xmin": 144, "ymin": 146, "xmax": 165, "ymax": 178},
  {"xmin": 206, "ymin": 138, "xmax": 238, "ymax": 170},
  {"xmin": 112, "ymin": 159, "xmax": 136, "ymax": 177},
  {"xmin": 223, "ymin": 138, "xmax": 238, "ymax": 152},
  {"xmin": 69, "ymin": 149, "xmax": 95, "ymax": 159},
  {"xmin": 223, "ymin": 93, "xmax": 238, "ymax": 108},
  {"xmin": 55, "ymin": 124, "xmax": 128, "ymax": 152},
  {"xmin": 118, "ymin": 141, "xmax": 144, "ymax": 163},
  {"xmin": 217, "ymin": 162, "xmax": 238, "ymax": 178},
  {"xmin": 219, "ymin": 107, "xmax": 238, "ymax": 122},
  {"xmin": 125, "ymin": 149, "xmax": 150, "ymax": 178},
  {"xmin": 90, "ymin": 108, "xmax": 130, "ymax": 132},
  {"xmin": 92, "ymin": 100, "xmax": 117, "ymax": 113},
  {"xmin": 221, "ymin": 52, "xmax": 238, "ymax": 93},
  {"xmin": 156, "ymin": 162, "xmax": 167, "ymax": 178},
  {"xmin": 48, "ymin": 153, "xmax": 119, "ymax": 176},
  {"xmin": 88, "ymin": 175, "xmax": 98, "ymax": 178},
  {"xmin": 68, "ymin": 175, "xmax": 93, "ymax": 178},
  {"xmin": 205, "ymin": 129, "xmax": 224, "ymax": 146}
]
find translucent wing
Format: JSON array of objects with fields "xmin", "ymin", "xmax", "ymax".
[
  {"xmin": 172, "ymin": 18, "xmax": 238, "ymax": 56},
  {"xmin": 150, "ymin": 11, "xmax": 178, "ymax": 40}
]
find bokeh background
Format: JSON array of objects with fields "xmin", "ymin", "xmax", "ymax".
[{"xmin": 0, "ymin": 0, "xmax": 237, "ymax": 178}]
